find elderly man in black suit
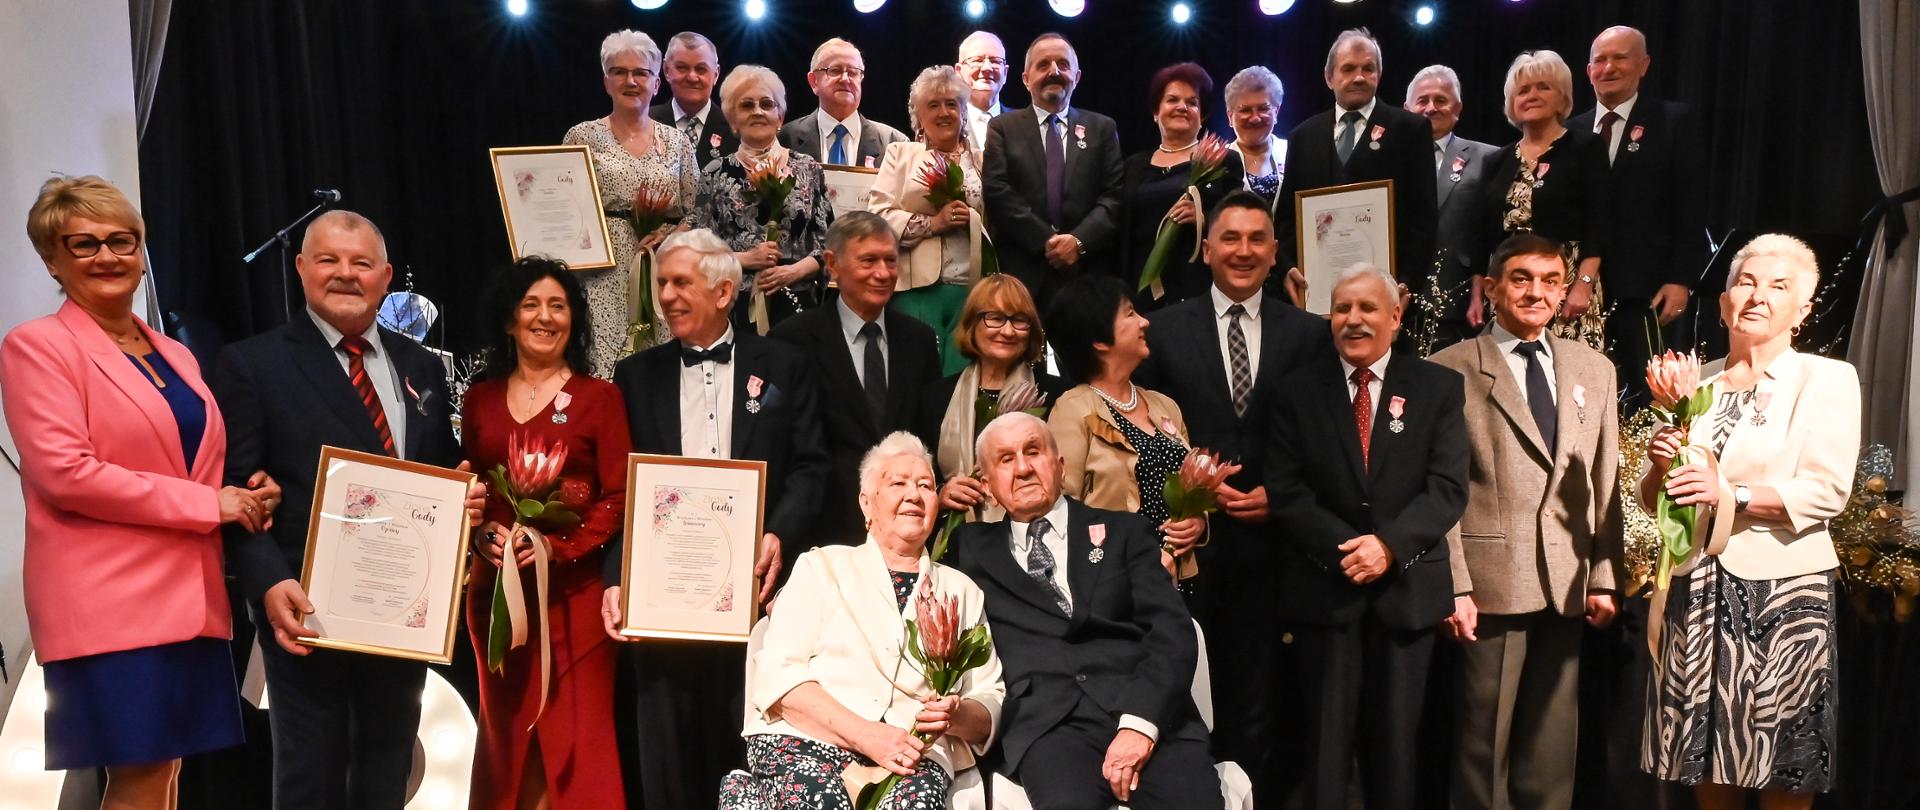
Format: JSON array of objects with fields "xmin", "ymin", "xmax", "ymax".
[
  {"xmin": 1406, "ymin": 64, "xmax": 1504, "ymax": 348},
  {"xmin": 1567, "ymin": 25, "xmax": 1708, "ymax": 406},
  {"xmin": 769, "ymin": 211, "xmax": 940, "ymax": 545},
  {"xmin": 650, "ymin": 31, "xmax": 736, "ymax": 169},
  {"xmin": 1265, "ymin": 262, "xmax": 1469, "ymax": 810},
  {"xmin": 1278, "ymin": 29, "xmax": 1439, "ymax": 295},
  {"xmin": 950, "ymin": 411, "xmax": 1218, "ymax": 808},
  {"xmin": 213, "ymin": 210, "xmax": 485, "ymax": 809},
  {"xmin": 779, "ymin": 37, "xmax": 907, "ymax": 169},
  {"xmin": 600, "ymin": 227, "xmax": 831, "ymax": 809},
  {"xmin": 982, "ymin": 32, "xmax": 1125, "ymax": 310}
]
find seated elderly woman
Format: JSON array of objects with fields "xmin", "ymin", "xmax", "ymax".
[{"xmin": 719, "ymin": 432, "xmax": 1005, "ymax": 809}]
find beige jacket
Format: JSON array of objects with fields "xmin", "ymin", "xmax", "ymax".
[
  {"xmin": 1433, "ymin": 334, "xmax": 1623, "ymax": 616},
  {"xmin": 867, "ymin": 141, "xmax": 987, "ymax": 291},
  {"xmin": 1048, "ymin": 385, "xmax": 1187, "ymax": 514}
]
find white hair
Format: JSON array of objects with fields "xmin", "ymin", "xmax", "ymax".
[
  {"xmin": 958, "ymin": 30, "xmax": 1004, "ymax": 59},
  {"xmin": 719, "ymin": 64, "xmax": 787, "ymax": 118},
  {"xmin": 1727, "ymin": 233, "xmax": 1820, "ymax": 294},
  {"xmin": 657, "ymin": 228, "xmax": 743, "ymax": 290},
  {"xmin": 302, "ymin": 209, "xmax": 387, "ymax": 260},
  {"xmin": 1333, "ymin": 262, "xmax": 1399, "ymax": 303},
  {"xmin": 666, "ymin": 31, "xmax": 717, "ymax": 59},
  {"xmin": 859, "ymin": 432, "xmax": 935, "ymax": 494},
  {"xmin": 908, "ymin": 65, "xmax": 973, "ymax": 141},
  {"xmin": 1501, "ymin": 50, "xmax": 1575, "ymax": 128},
  {"xmin": 1224, "ymin": 65, "xmax": 1285, "ymax": 109},
  {"xmin": 810, "ymin": 37, "xmax": 861, "ymax": 71},
  {"xmin": 1324, "ymin": 28, "xmax": 1382, "ymax": 78},
  {"xmin": 974, "ymin": 411, "xmax": 1056, "ymax": 464},
  {"xmin": 599, "ymin": 29, "xmax": 661, "ymax": 74},
  {"xmin": 1406, "ymin": 64, "xmax": 1462, "ymax": 106}
]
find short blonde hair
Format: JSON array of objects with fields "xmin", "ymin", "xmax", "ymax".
[
  {"xmin": 720, "ymin": 64, "xmax": 787, "ymax": 119},
  {"xmin": 1728, "ymin": 233, "xmax": 1820, "ymax": 295},
  {"xmin": 1502, "ymin": 50, "xmax": 1574, "ymax": 128},
  {"xmin": 600, "ymin": 29, "xmax": 661, "ymax": 73},
  {"xmin": 908, "ymin": 65, "xmax": 972, "ymax": 142},
  {"xmin": 954, "ymin": 275, "xmax": 1045, "ymax": 365},
  {"xmin": 26, "ymin": 175, "xmax": 143, "ymax": 261},
  {"xmin": 858, "ymin": 431, "xmax": 935, "ymax": 494}
]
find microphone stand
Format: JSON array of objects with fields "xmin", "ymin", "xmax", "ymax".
[{"xmin": 242, "ymin": 197, "xmax": 334, "ymax": 321}]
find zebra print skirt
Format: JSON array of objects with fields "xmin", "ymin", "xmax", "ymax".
[{"xmin": 1642, "ymin": 556, "xmax": 1836, "ymax": 793}]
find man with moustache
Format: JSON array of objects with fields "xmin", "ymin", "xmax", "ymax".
[
  {"xmin": 1133, "ymin": 190, "xmax": 1330, "ymax": 797},
  {"xmin": 1568, "ymin": 25, "xmax": 1708, "ymax": 407},
  {"xmin": 1430, "ymin": 233, "xmax": 1622, "ymax": 810},
  {"xmin": 1278, "ymin": 29, "xmax": 1438, "ymax": 305},
  {"xmin": 1406, "ymin": 64, "xmax": 1503, "ymax": 348},
  {"xmin": 650, "ymin": 31, "xmax": 735, "ymax": 168},
  {"xmin": 957, "ymin": 31, "xmax": 1009, "ymax": 150},
  {"xmin": 601, "ymin": 228, "xmax": 829, "ymax": 808},
  {"xmin": 1264, "ymin": 262, "xmax": 1468, "ymax": 810},
  {"xmin": 781, "ymin": 37, "xmax": 907, "ymax": 168},
  {"xmin": 212, "ymin": 210, "xmax": 486, "ymax": 809},
  {"xmin": 982, "ymin": 32, "xmax": 1125, "ymax": 310}
]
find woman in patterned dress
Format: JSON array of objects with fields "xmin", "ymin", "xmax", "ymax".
[
  {"xmin": 564, "ymin": 29, "xmax": 700, "ymax": 376},
  {"xmin": 1639, "ymin": 234, "xmax": 1860, "ymax": 808},
  {"xmin": 1223, "ymin": 66, "xmax": 1288, "ymax": 212},
  {"xmin": 689, "ymin": 64, "xmax": 833, "ymax": 334}
]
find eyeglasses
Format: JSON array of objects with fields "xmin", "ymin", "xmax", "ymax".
[
  {"xmin": 960, "ymin": 56, "xmax": 1008, "ymax": 68},
  {"xmin": 606, "ymin": 66, "xmax": 655, "ymax": 81},
  {"xmin": 812, "ymin": 65, "xmax": 866, "ymax": 80},
  {"xmin": 1232, "ymin": 103, "xmax": 1276, "ymax": 117},
  {"xmin": 734, "ymin": 98, "xmax": 780, "ymax": 112},
  {"xmin": 60, "ymin": 231, "xmax": 140, "ymax": 258},
  {"xmin": 977, "ymin": 311, "xmax": 1033, "ymax": 332}
]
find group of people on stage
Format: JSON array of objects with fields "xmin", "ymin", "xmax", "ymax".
[{"xmin": 0, "ymin": 19, "xmax": 1863, "ymax": 810}]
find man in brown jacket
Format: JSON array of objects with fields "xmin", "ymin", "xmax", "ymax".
[{"xmin": 1430, "ymin": 232, "xmax": 1623, "ymax": 810}]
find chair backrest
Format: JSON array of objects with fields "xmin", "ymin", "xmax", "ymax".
[{"xmin": 1190, "ymin": 619, "xmax": 1214, "ymax": 732}]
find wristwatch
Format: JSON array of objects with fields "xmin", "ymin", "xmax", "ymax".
[{"xmin": 1734, "ymin": 484, "xmax": 1752, "ymax": 512}]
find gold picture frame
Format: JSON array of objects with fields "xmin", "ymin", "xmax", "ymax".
[
  {"xmin": 617, "ymin": 454, "xmax": 768, "ymax": 643},
  {"xmin": 1294, "ymin": 178, "xmax": 1397, "ymax": 314},
  {"xmin": 488, "ymin": 144, "xmax": 618, "ymax": 270}
]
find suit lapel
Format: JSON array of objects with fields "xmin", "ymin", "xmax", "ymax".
[
  {"xmin": 819, "ymin": 307, "xmax": 876, "ymax": 431},
  {"xmin": 1544, "ymin": 337, "xmax": 1588, "ymax": 489},
  {"xmin": 1315, "ymin": 369, "xmax": 1368, "ymax": 491},
  {"xmin": 286, "ymin": 317, "xmax": 386, "ymax": 453},
  {"xmin": 1063, "ymin": 502, "xmax": 1102, "ymax": 632},
  {"xmin": 144, "ymin": 319, "xmax": 220, "ymax": 480},
  {"xmin": 1437, "ymin": 138, "xmax": 1470, "ymax": 207},
  {"xmin": 1476, "ymin": 335, "xmax": 1552, "ymax": 462},
  {"xmin": 856, "ymin": 114, "xmax": 884, "ymax": 167},
  {"xmin": 882, "ymin": 311, "xmax": 918, "ymax": 428},
  {"xmin": 58, "ymin": 304, "xmax": 188, "ymax": 477},
  {"xmin": 1061, "ymin": 109, "xmax": 1082, "ymax": 181},
  {"xmin": 1190, "ymin": 302, "xmax": 1234, "ymax": 416},
  {"xmin": 388, "ymin": 339, "xmax": 433, "ymax": 461},
  {"xmin": 978, "ymin": 520, "xmax": 1068, "ymax": 618},
  {"xmin": 730, "ymin": 336, "xmax": 762, "ymax": 459},
  {"xmin": 1367, "ymin": 356, "xmax": 1410, "ymax": 483},
  {"xmin": 647, "ymin": 348, "xmax": 684, "ymax": 453}
]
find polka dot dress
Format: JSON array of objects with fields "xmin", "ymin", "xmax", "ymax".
[{"xmin": 1104, "ymin": 402, "xmax": 1188, "ymax": 527}]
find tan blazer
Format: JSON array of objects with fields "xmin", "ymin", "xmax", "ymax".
[
  {"xmin": 1433, "ymin": 334, "xmax": 1622, "ymax": 616},
  {"xmin": 1048, "ymin": 384, "xmax": 1187, "ymax": 514},
  {"xmin": 747, "ymin": 541, "xmax": 1006, "ymax": 776},
  {"xmin": 867, "ymin": 140, "xmax": 987, "ymax": 291}
]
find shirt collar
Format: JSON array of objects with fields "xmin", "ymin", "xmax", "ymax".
[
  {"xmin": 682, "ymin": 325, "xmax": 735, "ymax": 353},
  {"xmin": 1338, "ymin": 348, "xmax": 1391, "ymax": 384},
  {"xmin": 1009, "ymin": 496, "xmax": 1071, "ymax": 554},
  {"xmin": 672, "ymin": 98, "xmax": 711, "ymax": 125},
  {"xmin": 836, "ymin": 296, "xmax": 883, "ymax": 344},
  {"xmin": 1210, "ymin": 285, "xmax": 1263, "ymax": 321},
  {"xmin": 1338, "ymin": 96, "xmax": 1379, "ymax": 122},
  {"xmin": 971, "ymin": 99, "xmax": 1002, "ymax": 117},
  {"xmin": 307, "ymin": 308, "xmax": 382, "ymax": 356},
  {"xmin": 816, "ymin": 107, "xmax": 858, "ymax": 134},
  {"xmin": 1435, "ymin": 131, "xmax": 1455, "ymax": 151},
  {"xmin": 1490, "ymin": 319, "xmax": 1551, "ymax": 360},
  {"xmin": 1597, "ymin": 93, "xmax": 1639, "ymax": 123},
  {"xmin": 1036, "ymin": 104, "xmax": 1073, "ymax": 125}
]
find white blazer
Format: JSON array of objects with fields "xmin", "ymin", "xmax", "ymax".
[{"xmin": 747, "ymin": 540, "xmax": 1007, "ymax": 777}]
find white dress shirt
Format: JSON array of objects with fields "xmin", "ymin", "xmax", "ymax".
[
  {"xmin": 1211, "ymin": 285, "xmax": 1264, "ymax": 387},
  {"xmin": 672, "ymin": 98, "xmax": 712, "ymax": 132},
  {"xmin": 1338, "ymin": 349, "xmax": 1391, "ymax": 405},
  {"xmin": 813, "ymin": 108, "xmax": 863, "ymax": 164},
  {"xmin": 1331, "ymin": 97, "xmax": 1380, "ymax": 144},
  {"xmin": 1490, "ymin": 321, "xmax": 1558, "ymax": 404},
  {"xmin": 678, "ymin": 327, "xmax": 736, "ymax": 459},
  {"xmin": 1590, "ymin": 93, "xmax": 1639, "ymax": 163},
  {"xmin": 307, "ymin": 308, "xmax": 408, "ymax": 458},
  {"xmin": 1433, "ymin": 131, "xmax": 1455, "ymax": 171},
  {"xmin": 836, "ymin": 297, "xmax": 888, "ymax": 386},
  {"xmin": 967, "ymin": 99, "xmax": 1002, "ymax": 151}
]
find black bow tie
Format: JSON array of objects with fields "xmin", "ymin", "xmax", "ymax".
[{"xmin": 680, "ymin": 342, "xmax": 734, "ymax": 366}]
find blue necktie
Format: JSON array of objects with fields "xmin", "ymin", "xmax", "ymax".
[{"xmin": 828, "ymin": 123, "xmax": 849, "ymax": 165}]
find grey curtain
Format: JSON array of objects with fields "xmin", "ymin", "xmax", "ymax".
[
  {"xmin": 1849, "ymin": 0, "xmax": 1920, "ymax": 490},
  {"xmin": 129, "ymin": 0, "xmax": 171, "ymax": 140}
]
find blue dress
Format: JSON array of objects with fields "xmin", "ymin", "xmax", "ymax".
[{"xmin": 40, "ymin": 351, "xmax": 243, "ymax": 769}]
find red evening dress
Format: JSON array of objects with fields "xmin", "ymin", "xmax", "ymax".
[{"xmin": 462, "ymin": 375, "xmax": 630, "ymax": 808}]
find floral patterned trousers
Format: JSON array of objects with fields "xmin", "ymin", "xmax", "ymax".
[{"xmin": 718, "ymin": 734, "xmax": 950, "ymax": 809}]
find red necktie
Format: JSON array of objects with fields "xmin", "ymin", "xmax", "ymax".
[
  {"xmin": 338, "ymin": 336, "xmax": 396, "ymax": 456},
  {"xmin": 1351, "ymin": 367, "xmax": 1375, "ymax": 466}
]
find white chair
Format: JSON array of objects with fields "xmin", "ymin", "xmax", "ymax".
[{"xmin": 989, "ymin": 621, "xmax": 1255, "ymax": 810}]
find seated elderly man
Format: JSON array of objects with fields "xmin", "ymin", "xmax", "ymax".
[
  {"xmin": 720, "ymin": 431, "xmax": 1005, "ymax": 809},
  {"xmin": 948, "ymin": 412, "xmax": 1218, "ymax": 808}
]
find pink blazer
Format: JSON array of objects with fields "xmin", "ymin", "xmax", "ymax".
[{"xmin": 0, "ymin": 300, "xmax": 231, "ymax": 662}]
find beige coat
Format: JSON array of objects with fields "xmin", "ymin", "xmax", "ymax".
[
  {"xmin": 1432, "ymin": 334, "xmax": 1623, "ymax": 616},
  {"xmin": 1048, "ymin": 384, "xmax": 1187, "ymax": 514},
  {"xmin": 867, "ymin": 141, "xmax": 987, "ymax": 291}
]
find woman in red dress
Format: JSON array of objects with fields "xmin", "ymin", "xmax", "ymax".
[{"xmin": 462, "ymin": 257, "xmax": 630, "ymax": 808}]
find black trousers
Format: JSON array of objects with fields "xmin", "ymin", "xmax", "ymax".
[
  {"xmin": 250, "ymin": 602, "xmax": 425, "ymax": 810},
  {"xmin": 1189, "ymin": 526, "xmax": 1291, "ymax": 802},
  {"xmin": 1291, "ymin": 614, "xmax": 1437, "ymax": 810},
  {"xmin": 1011, "ymin": 692, "xmax": 1219, "ymax": 810},
  {"xmin": 623, "ymin": 641, "xmax": 747, "ymax": 809}
]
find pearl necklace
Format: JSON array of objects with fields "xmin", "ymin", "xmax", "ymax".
[
  {"xmin": 1091, "ymin": 382, "xmax": 1140, "ymax": 413},
  {"xmin": 1156, "ymin": 140, "xmax": 1197, "ymax": 154}
]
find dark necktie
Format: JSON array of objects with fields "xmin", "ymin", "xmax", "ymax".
[
  {"xmin": 1043, "ymin": 113, "xmax": 1066, "ymax": 226},
  {"xmin": 680, "ymin": 341, "xmax": 733, "ymax": 367},
  {"xmin": 859, "ymin": 321, "xmax": 887, "ymax": 421},
  {"xmin": 1351, "ymin": 366, "xmax": 1375, "ymax": 467},
  {"xmin": 338, "ymin": 335, "xmax": 395, "ymax": 456},
  {"xmin": 1226, "ymin": 303, "xmax": 1252, "ymax": 418},
  {"xmin": 1023, "ymin": 518, "xmax": 1071, "ymax": 616},
  {"xmin": 828, "ymin": 123, "xmax": 850, "ymax": 165},
  {"xmin": 1515, "ymin": 341, "xmax": 1558, "ymax": 453},
  {"xmin": 677, "ymin": 114, "xmax": 700, "ymax": 144},
  {"xmin": 1599, "ymin": 110, "xmax": 1622, "ymax": 164},
  {"xmin": 1337, "ymin": 110, "xmax": 1364, "ymax": 164}
]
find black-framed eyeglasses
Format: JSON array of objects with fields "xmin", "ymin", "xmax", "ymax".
[
  {"xmin": 978, "ymin": 311, "xmax": 1033, "ymax": 332},
  {"xmin": 60, "ymin": 231, "xmax": 140, "ymax": 259},
  {"xmin": 812, "ymin": 65, "xmax": 866, "ymax": 80},
  {"xmin": 606, "ymin": 66, "xmax": 655, "ymax": 81}
]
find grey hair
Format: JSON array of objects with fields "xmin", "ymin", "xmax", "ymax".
[
  {"xmin": 1727, "ymin": 233, "xmax": 1820, "ymax": 294},
  {"xmin": 1324, "ymin": 28, "xmax": 1382, "ymax": 78},
  {"xmin": 810, "ymin": 37, "xmax": 862, "ymax": 71},
  {"xmin": 1406, "ymin": 64, "xmax": 1462, "ymax": 106},
  {"xmin": 719, "ymin": 64, "xmax": 786, "ymax": 118},
  {"xmin": 974, "ymin": 412, "xmax": 1057, "ymax": 463},
  {"xmin": 858, "ymin": 431, "xmax": 936, "ymax": 494},
  {"xmin": 1592, "ymin": 25, "xmax": 1649, "ymax": 58},
  {"xmin": 1501, "ymin": 50, "xmax": 1575, "ymax": 128},
  {"xmin": 302, "ymin": 209, "xmax": 387, "ymax": 260},
  {"xmin": 599, "ymin": 29, "xmax": 661, "ymax": 74},
  {"xmin": 958, "ymin": 30, "xmax": 1005, "ymax": 60},
  {"xmin": 826, "ymin": 210, "xmax": 897, "ymax": 255},
  {"xmin": 1023, "ymin": 32, "xmax": 1077, "ymax": 72},
  {"xmin": 666, "ymin": 31, "xmax": 717, "ymax": 59},
  {"xmin": 1223, "ymin": 65, "xmax": 1285, "ymax": 110},
  {"xmin": 908, "ymin": 65, "xmax": 973, "ymax": 141},
  {"xmin": 1333, "ymin": 262, "xmax": 1399, "ymax": 303},
  {"xmin": 657, "ymin": 228, "xmax": 743, "ymax": 290}
]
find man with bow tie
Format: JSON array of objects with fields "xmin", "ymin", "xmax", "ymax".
[
  {"xmin": 649, "ymin": 31, "xmax": 737, "ymax": 168},
  {"xmin": 601, "ymin": 227, "xmax": 830, "ymax": 809}
]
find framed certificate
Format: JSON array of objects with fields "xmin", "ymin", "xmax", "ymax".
[
  {"xmin": 489, "ymin": 145, "xmax": 617, "ymax": 270},
  {"xmin": 297, "ymin": 446, "xmax": 475, "ymax": 663},
  {"xmin": 617, "ymin": 454, "xmax": 767, "ymax": 642},
  {"xmin": 821, "ymin": 164, "xmax": 880, "ymax": 219},
  {"xmin": 1294, "ymin": 179, "xmax": 1396, "ymax": 313}
]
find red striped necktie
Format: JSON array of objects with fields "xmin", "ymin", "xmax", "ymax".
[{"xmin": 337, "ymin": 335, "xmax": 396, "ymax": 456}]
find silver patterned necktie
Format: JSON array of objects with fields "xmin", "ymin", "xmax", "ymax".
[
  {"xmin": 1226, "ymin": 303, "xmax": 1252, "ymax": 417},
  {"xmin": 1024, "ymin": 518, "xmax": 1071, "ymax": 617},
  {"xmin": 677, "ymin": 114, "xmax": 699, "ymax": 144}
]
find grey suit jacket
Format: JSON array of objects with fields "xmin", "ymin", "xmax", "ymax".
[
  {"xmin": 1432, "ymin": 136, "xmax": 1505, "ymax": 320},
  {"xmin": 780, "ymin": 111, "xmax": 907, "ymax": 168},
  {"xmin": 1431, "ymin": 333, "xmax": 1623, "ymax": 616}
]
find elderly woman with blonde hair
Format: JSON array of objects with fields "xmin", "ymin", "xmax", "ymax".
[
  {"xmin": 1640, "ymin": 234, "xmax": 1859, "ymax": 808},
  {"xmin": 719, "ymin": 432, "xmax": 1005, "ymax": 809}
]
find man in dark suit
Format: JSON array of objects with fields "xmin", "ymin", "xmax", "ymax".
[
  {"xmin": 1132, "ymin": 190, "xmax": 1329, "ymax": 796},
  {"xmin": 212, "ymin": 210, "xmax": 484, "ymax": 810},
  {"xmin": 600, "ymin": 227, "xmax": 830, "ymax": 809},
  {"xmin": 1568, "ymin": 25, "xmax": 1708, "ymax": 407},
  {"xmin": 1406, "ymin": 64, "xmax": 1504, "ymax": 349},
  {"xmin": 1264, "ymin": 262, "xmax": 1469, "ymax": 810},
  {"xmin": 649, "ymin": 31, "xmax": 735, "ymax": 169},
  {"xmin": 769, "ymin": 211, "xmax": 939, "ymax": 545},
  {"xmin": 982, "ymin": 32, "xmax": 1125, "ymax": 310},
  {"xmin": 951, "ymin": 412, "xmax": 1219, "ymax": 807},
  {"xmin": 779, "ymin": 37, "xmax": 907, "ymax": 169},
  {"xmin": 1278, "ymin": 29, "xmax": 1439, "ymax": 302}
]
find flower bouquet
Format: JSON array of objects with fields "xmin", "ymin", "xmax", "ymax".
[
  {"xmin": 744, "ymin": 154, "xmax": 797, "ymax": 242},
  {"xmin": 1160, "ymin": 449, "xmax": 1242, "ymax": 580},
  {"xmin": 850, "ymin": 587, "xmax": 994, "ymax": 809},
  {"xmin": 624, "ymin": 185, "xmax": 677, "ymax": 354},
  {"xmin": 1646, "ymin": 350, "xmax": 1715, "ymax": 589},
  {"xmin": 914, "ymin": 152, "xmax": 999, "ymax": 276},
  {"xmin": 1137, "ymin": 132, "xmax": 1231, "ymax": 298},
  {"xmin": 484, "ymin": 432, "xmax": 586, "ymax": 721},
  {"xmin": 930, "ymin": 381, "xmax": 1050, "ymax": 561}
]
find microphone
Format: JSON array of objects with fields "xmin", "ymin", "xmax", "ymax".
[{"xmin": 313, "ymin": 188, "xmax": 343, "ymax": 203}]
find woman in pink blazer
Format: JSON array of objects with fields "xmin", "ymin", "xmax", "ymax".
[{"xmin": 0, "ymin": 176, "xmax": 280, "ymax": 808}]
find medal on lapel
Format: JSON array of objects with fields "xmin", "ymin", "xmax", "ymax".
[
  {"xmin": 404, "ymin": 376, "xmax": 432, "ymax": 416},
  {"xmin": 1368, "ymin": 124, "xmax": 1385, "ymax": 151},
  {"xmin": 1572, "ymin": 384, "xmax": 1588, "ymax": 424},
  {"xmin": 1449, "ymin": 154, "xmax": 1465, "ymax": 182},
  {"xmin": 745, "ymin": 374, "xmax": 765, "ymax": 414},
  {"xmin": 1627, "ymin": 125, "xmax": 1645, "ymax": 153},
  {"xmin": 1074, "ymin": 123, "xmax": 1087, "ymax": 149},
  {"xmin": 709, "ymin": 132, "xmax": 723, "ymax": 161},
  {"xmin": 1388, "ymin": 395, "xmax": 1407, "ymax": 434},
  {"xmin": 552, "ymin": 391, "xmax": 572, "ymax": 425},
  {"xmin": 1088, "ymin": 523, "xmax": 1106, "ymax": 563},
  {"xmin": 1533, "ymin": 162, "xmax": 1550, "ymax": 189},
  {"xmin": 1750, "ymin": 384, "xmax": 1773, "ymax": 426}
]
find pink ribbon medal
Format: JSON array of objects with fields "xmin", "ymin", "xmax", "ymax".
[
  {"xmin": 1388, "ymin": 395, "xmax": 1407, "ymax": 434},
  {"xmin": 1628, "ymin": 125, "xmax": 1645, "ymax": 152},
  {"xmin": 552, "ymin": 390, "xmax": 573, "ymax": 425},
  {"xmin": 1368, "ymin": 124, "xmax": 1385, "ymax": 151},
  {"xmin": 745, "ymin": 375, "xmax": 765, "ymax": 414},
  {"xmin": 1074, "ymin": 123, "xmax": 1088, "ymax": 148},
  {"xmin": 1088, "ymin": 523, "xmax": 1107, "ymax": 563}
]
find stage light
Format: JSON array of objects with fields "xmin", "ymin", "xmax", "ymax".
[
  {"xmin": 1414, "ymin": 5, "xmax": 1435, "ymax": 25},
  {"xmin": 505, "ymin": 0, "xmax": 528, "ymax": 16},
  {"xmin": 1048, "ymin": 0, "xmax": 1085, "ymax": 17},
  {"xmin": 964, "ymin": 0, "xmax": 986, "ymax": 18},
  {"xmin": 744, "ymin": 0, "xmax": 768, "ymax": 20},
  {"xmin": 631, "ymin": 0, "xmax": 667, "ymax": 8},
  {"xmin": 1170, "ymin": 2, "xmax": 1191, "ymax": 24},
  {"xmin": 1259, "ymin": 0, "xmax": 1296, "ymax": 13},
  {"xmin": 853, "ymin": 0, "xmax": 886, "ymax": 11},
  {"xmin": 1333, "ymin": 0, "xmax": 1360, "ymax": 4}
]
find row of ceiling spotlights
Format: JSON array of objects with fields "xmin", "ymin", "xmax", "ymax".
[{"xmin": 505, "ymin": 0, "xmax": 1518, "ymax": 21}]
